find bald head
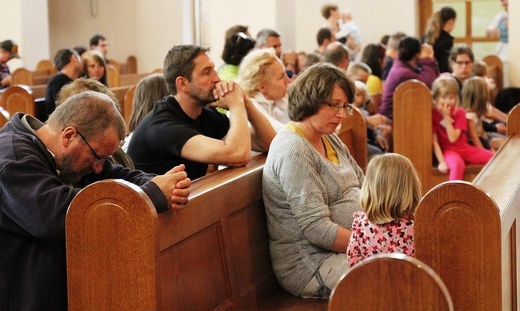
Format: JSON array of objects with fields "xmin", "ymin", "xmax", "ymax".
[{"xmin": 324, "ymin": 42, "xmax": 350, "ymax": 70}]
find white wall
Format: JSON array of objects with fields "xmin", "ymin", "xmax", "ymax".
[
  {"xmin": 0, "ymin": 0, "xmax": 49, "ymax": 71},
  {"xmin": 134, "ymin": 0, "xmax": 184, "ymax": 72},
  {"xmin": 48, "ymin": 0, "xmax": 137, "ymax": 67}
]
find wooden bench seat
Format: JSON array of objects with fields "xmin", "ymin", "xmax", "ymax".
[
  {"xmin": 65, "ymin": 108, "xmax": 369, "ymax": 310},
  {"xmin": 66, "ymin": 154, "xmax": 326, "ymax": 310},
  {"xmin": 414, "ymin": 104, "xmax": 520, "ymax": 310},
  {"xmin": 393, "ymin": 79, "xmax": 483, "ymax": 193}
]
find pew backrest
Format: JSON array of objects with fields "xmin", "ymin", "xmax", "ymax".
[
  {"xmin": 0, "ymin": 85, "xmax": 39, "ymax": 117},
  {"xmin": 12, "ymin": 67, "xmax": 50, "ymax": 86},
  {"xmin": 329, "ymin": 253, "xmax": 453, "ymax": 311},
  {"xmin": 36, "ymin": 59, "xmax": 57, "ymax": 75},
  {"xmin": 337, "ymin": 106, "xmax": 368, "ymax": 171},
  {"xmin": 123, "ymin": 84, "xmax": 136, "ymax": 133},
  {"xmin": 506, "ymin": 103, "xmax": 520, "ymax": 136},
  {"xmin": 66, "ymin": 155, "xmax": 302, "ymax": 310},
  {"xmin": 125, "ymin": 55, "xmax": 138, "ymax": 74},
  {"xmin": 107, "ymin": 65, "xmax": 120, "ymax": 88},
  {"xmin": 415, "ymin": 111, "xmax": 520, "ymax": 310}
]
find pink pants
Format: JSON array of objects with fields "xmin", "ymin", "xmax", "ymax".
[{"xmin": 443, "ymin": 145, "xmax": 494, "ymax": 180}]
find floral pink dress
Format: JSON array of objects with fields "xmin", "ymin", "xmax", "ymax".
[{"xmin": 347, "ymin": 211, "xmax": 414, "ymax": 268}]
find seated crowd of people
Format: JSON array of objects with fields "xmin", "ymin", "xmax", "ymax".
[{"xmin": 0, "ymin": 2, "xmax": 513, "ymax": 309}]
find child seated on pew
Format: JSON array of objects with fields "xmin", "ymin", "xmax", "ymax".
[
  {"xmin": 432, "ymin": 76, "xmax": 494, "ymax": 180},
  {"xmin": 347, "ymin": 153, "xmax": 421, "ymax": 268},
  {"xmin": 472, "ymin": 60, "xmax": 508, "ymax": 136},
  {"xmin": 461, "ymin": 76, "xmax": 505, "ymax": 152}
]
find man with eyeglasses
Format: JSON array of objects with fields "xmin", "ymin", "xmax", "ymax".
[
  {"xmin": 449, "ymin": 44, "xmax": 474, "ymax": 93},
  {"xmin": 0, "ymin": 91, "xmax": 191, "ymax": 310}
]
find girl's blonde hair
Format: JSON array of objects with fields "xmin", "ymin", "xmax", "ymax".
[
  {"xmin": 461, "ymin": 76, "xmax": 489, "ymax": 119},
  {"xmin": 237, "ymin": 48, "xmax": 281, "ymax": 97},
  {"xmin": 431, "ymin": 76, "xmax": 459, "ymax": 103},
  {"xmin": 360, "ymin": 153, "xmax": 422, "ymax": 225}
]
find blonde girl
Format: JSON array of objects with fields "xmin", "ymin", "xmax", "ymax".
[{"xmin": 347, "ymin": 153, "xmax": 421, "ymax": 268}]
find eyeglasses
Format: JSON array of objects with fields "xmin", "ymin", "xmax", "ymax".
[
  {"xmin": 455, "ymin": 60, "xmax": 472, "ymax": 66},
  {"xmin": 323, "ymin": 102, "xmax": 354, "ymax": 115},
  {"xmin": 77, "ymin": 130, "xmax": 111, "ymax": 165}
]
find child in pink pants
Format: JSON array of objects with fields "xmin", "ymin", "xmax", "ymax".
[{"xmin": 431, "ymin": 76, "xmax": 493, "ymax": 180}]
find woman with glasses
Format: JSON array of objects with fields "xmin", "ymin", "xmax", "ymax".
[{"xmin": 262, "ymin": 63, "xmax": 364, "ymax": 300}]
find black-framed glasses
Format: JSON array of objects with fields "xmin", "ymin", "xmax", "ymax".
[
  {"xmin": 76, "ymin": 130, "xmax": 110, "ymax": 164},
  {"xmin": 323, "ymin": 102, "xmax": 354, "ymax": 115}
]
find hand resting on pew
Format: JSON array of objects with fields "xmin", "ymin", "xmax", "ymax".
[{"xmin": 151, "ymin": 163, "xmax": 191, "ymax": 210}]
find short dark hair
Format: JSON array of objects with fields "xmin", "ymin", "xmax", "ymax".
[
  {"xmin": 398, "ymin": 36, "xmax": 421, "ymax": 62},
  {"xmin": 89, "ymin": 34, "xmax": 106, "ymax": 47},
  {"xmin": 450, "ymin": 44, "xmax": 474, "ymax": 62},
  {"xmin": 163, "ymin": 45, "xmax": 210, "ymax": 95},
  {"xmin": 221, "ymin": 32, "xmax": 256, "ymax": 66},
  {"xmin": 54, "ymin": 49, "xmax": 76, "ymax": 71},
  {"xmin": 288, "ymin": 63, "xmax": 355, "ymax": 121},
  {"xmin": 73, "ymin": 45, "xmax": 88, "ymax": 57},
  {"xmin": 224, "ymin": 25, "xmax": 249, "ymax": 41},
  {"xmin": 317, "ymin": 28, "xmax": 333, "ymax": 46}
]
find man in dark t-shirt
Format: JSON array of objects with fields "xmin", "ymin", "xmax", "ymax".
[
  {"xmin": 44, "ymin": 49, "xmax": 83, "ymax": 119},
  {"xmin": 127, "ymin": 45, "xmax": 275, "ymax": 180}
]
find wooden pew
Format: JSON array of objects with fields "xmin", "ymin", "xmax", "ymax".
[
  {"xmin": 66, "ymin": 154, "xmax": 325, "ymax": 310},
  {"xmin": 119, "ymin": 55, "xmax": 138, "ymax": 74},
  {"xmin": 337, "ymin": 106, "xmax": 368, "ymax": 171},
  {"xmin": 329, "ymin": 253, "xmax": 454, "ymax": 311},
  {"xmin": 0, "ymin": 85, "xmax": 43, "ymax": 118},
  {"xmin": 393, "ymin": 79, "xmax": 482, "ymax": 194},
  {"xmin": 414, "ymin": 104, "xmax": 520, "ymax": 310},
  {"xmin": 107, "ymin": 66, "xmax": 148, "ymax": 88},
  {"xmin": 36, "ymin": 59, "xmax": 57, "ymax": 75},
  {"xmin": 65, "ymin": 108, "xmax": 369, "ymax": 310},
  {"xmin": 109, "ymin": 85, "xmax": 134, "ymax": 116},
  {"xmin": 108, "ymin": 56, "xmax": 138, "ymax": 75},
  {"xmin": 123, "ymin": 84, "xmax": 137, "ymax": 132},
  {"xmin": 27, "ymin": 84, "xmax": 47, "ymax": 99},
  {"xmin": 11, "ymin": 67, "xmax": 51, "ymax": 86}
]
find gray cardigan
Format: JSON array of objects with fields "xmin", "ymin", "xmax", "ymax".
[{"xmin": 262, "ymin": 129, "xmax": 364, "ymax": 296}]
